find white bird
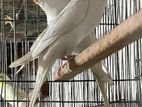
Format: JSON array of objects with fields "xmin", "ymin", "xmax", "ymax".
[
  {"xmin": 0, "ymin": 72, "xmax": 26, "ymax": 107},
  {"xmin": 21, "ymin": 1, "xmax": 112, "ymax": 106},
  {"xmin": 10, "ymin": 0, "xmax": 107, "ymax": 107},
  {"xmin": 37, "ymin": 1, "xmax": 113, "ymax": 106}
]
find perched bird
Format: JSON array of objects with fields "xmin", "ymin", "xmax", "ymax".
[
  {"xmin": 18, "ymin": 1, "xmax": 112, "ymax": 107},
  {"xmin": 10, "ymin": 0, "xmax": 107, "ymax": 107},
  {"xmin": 0, "ymin": 72, "xmax": 26, "ymax": 107}
]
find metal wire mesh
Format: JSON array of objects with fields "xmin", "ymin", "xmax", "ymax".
[{"xmin": 0, "ymin": 0, "xmax": 142, "ymax": 107}]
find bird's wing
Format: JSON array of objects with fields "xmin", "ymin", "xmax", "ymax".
[
  {"xmin": 30, "ymin": 27, "xmax": 48, "ymax": 51},
  {"xmin": 91, "ymin": 64, "xmax": 112, "ymax": 107},
  {"xmin": 73, "ymin": 33, "xmax": 97, "ymax": 53},
  {"xmin": 94, "ymin": 74, "xmax": 111, "ymax": 107},
  {"xmin": 92, "ymin": 63, "xmax": 113, "ymax": 84},
  {"xmin": 10, "ymin": 0, "xmax": 70, "ymax": 68},
  {"xmin": 30, "ymin": 0, "xmax": 69, "ymax": 52},
  {"xmin": 32, "ymin": 0, "xmax": 89, "ymax": 57},
  {"xmin": 30, "ymin": 0, "xmax": 69, "ymax": 51},
  {"xmin": 36, "ymin": 0, "xmax": 70, "ymax": 25}
]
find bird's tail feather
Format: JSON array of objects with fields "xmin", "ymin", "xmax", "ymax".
[
  {"xmin": 29, "ymin": 58, "xmax": 55, "ymax": 107},
  {"xmin": 29, "ymin": 71, "xmax": 46, "ymax": 107},
  {"xmin": 94, "ymin": 74, "xmax": 111, "ymax": 107},
  {"xmin": 91, "ymin": 63, "xmax": 112, "ymax": 107},
  {"xmin": 92, "ymin": 63, "xmax": 113, "ymax": 85},
  {"xmin": 9, "ymin": 52, "xmax": 32, "ymax": 68}
]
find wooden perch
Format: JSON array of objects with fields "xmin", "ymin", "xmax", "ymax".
[{"xmin": 39, "ymin": 9, "xmax": 142, "ymax": 98}]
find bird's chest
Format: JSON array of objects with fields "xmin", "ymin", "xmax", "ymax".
[
  {"xmin": 62, "ymin": 37, "xmax": 78, "ymax": 56},
  {"xmin": 53, "ymin": 34, "xmax": 79, "ymax": 57}
]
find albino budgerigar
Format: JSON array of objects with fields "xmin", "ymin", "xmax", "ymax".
[
  {"xmin": 10, "ymin": 0, "xmax": 107, "ymax": 107},
  {"xmin": 0, "ymin": 72, "xmax": 26, "ymax": 107},
  {"xmin": 34, "ymin": 1, "xmax": 112, "ymax": 107},
  {"xmin": 36, "ymin": 0, "xmax": 113, "ymax": 106}
]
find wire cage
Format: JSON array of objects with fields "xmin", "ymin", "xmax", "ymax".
[{"xmin": 0, "ymin": 0, "xmax": 142, "ymax": 107}]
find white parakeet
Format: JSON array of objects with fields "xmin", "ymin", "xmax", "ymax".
[
  {"xmin": 0, "ymin": 72, "xmax": 26, "ymax": 107},
  {"xmin": 10, "ymin": 0, "xmax": 107, "ymax": 107},
  {"xmin": 20, "ymin": 1, "xmax": 112, "ymax": 106}
]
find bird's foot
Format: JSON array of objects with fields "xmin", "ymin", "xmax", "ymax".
[
  {"xmin": 54, "ymin": 55, "xmax": 76, "ymax": 80},
  {"xmin": 54, "ymin": 62, "xmax": 72, "ymax": 80},
  {"xmin": 57, "ymin": 63, "xmax": 68, "ymax": 76}
]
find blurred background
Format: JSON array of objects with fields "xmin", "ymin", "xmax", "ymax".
[{"xmin": 0, "ymin": 0, "xmax": 142, "ymax": 107}]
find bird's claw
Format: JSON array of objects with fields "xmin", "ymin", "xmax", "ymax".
[
  {"xmin": 54, "ymin": 62, "xmax": 72, "ymax": 80},
  {"xmin": 54, "ymin": 54, "xmax": 76, "ymax": 79}
]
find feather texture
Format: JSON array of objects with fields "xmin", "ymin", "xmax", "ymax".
[{"xmin": 10, "ymin": 0, "xmax": 107, "ymax": 107}]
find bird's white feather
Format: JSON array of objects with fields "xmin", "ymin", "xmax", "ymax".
[
  {"xmin": 32, "ymin": 0, "xmax": 89, "ymax": 57},
  {"xmin": 10, "ymin": 1, "xmax": 108, "ymax": 107}
]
